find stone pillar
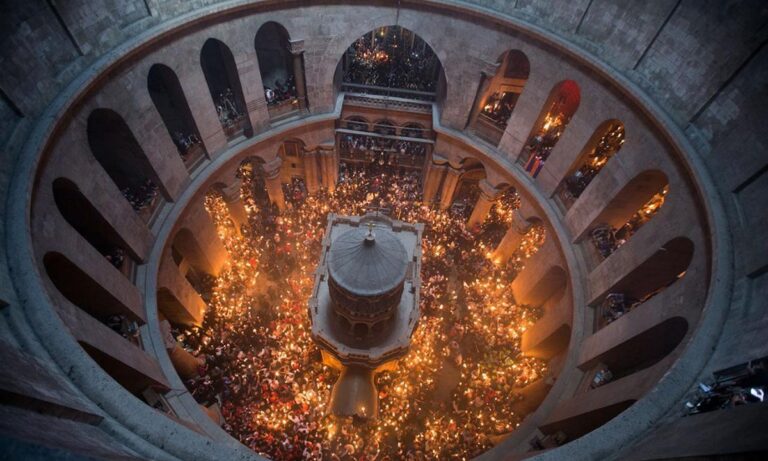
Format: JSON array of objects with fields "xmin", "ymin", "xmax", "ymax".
[
  {"xmin": 263, "ymin": 157, "xmax": 286, "ymax": 212},
  {"xmin": 160, "ymin": 320, "xmax": 204, "ymax": 379},
  {"xmin": 423, "ymin": 156, "xmax": 448, "ymax": 204},
  {"xmin": 467, "ymin": 64, "xmax": 498, "ymax": 130},
  {"xmin": 220, "ymin": 179, "xmax": 248, "ymax": 232},
  {"xmin": 290, "ymin": 40, "xmax": 308, "ymax": 112},
  {"xmin": 467, "ymin": 180, "xmax": 502, "ymax": 230},
  {"xmin": 303, "ymin": 149, "xmax": 320, "ymax": 194},
  {"xmin": 492, "ymin": 209, "xmax": 534, "ymax": 263},
  {"xmin": 318, "ymin": 144, "xmax": 338, "ymax": 192},
  {"xmin": 438, "ymin": 166, "xmax": 462, "ymax": 210}
]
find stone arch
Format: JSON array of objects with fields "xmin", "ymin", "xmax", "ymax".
[
  {"xmin": 43, "ymin": 251, "xmax": 143, "ymax": 324},
  {"xmin": 469, "ymin": 49, "xmax": 530, "ymax": 145},
  {"xmin": 584, "ymin": 170, "xmax": 669, "ymax": 253},
  {"xmin": 333, "ymin": 25, "xmax": 447, "ymax": 104},
  {"xmin": 147, "ymin": 63, "xmax": 206, "ymax": 169},
  {"xmin": 343, "ymin": 116, "xmax": 370, "ymax": 132},
  {"xmin": 556, "ymin": 120, "xmax": 625, "ymax": 209},
  {"xmin": 519, "ymin": 79, "xmax": 581, "ymax": 177},
  {"xmin": 593, "ymin": 237, "xmax": 694, "ymax": 326},
  {"xmin": 86, "ymin": 108, "xmax": 165, "ymax": 216},
  {"xmin": 52, "ymin": 178, "xmax": 139, "ymax": 275},
  {"xmin": 200, "ymin": 38, "xmax": 252, "ymax": 139},
  {"xmin": 372, "ymin": 119, "xmax": 396, "ymax": 136}
]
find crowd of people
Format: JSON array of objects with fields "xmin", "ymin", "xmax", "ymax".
[
  {"xmin": 342, "ymin": 27, "xmax": 440, "ymax": 94},
  {"xmin": 339, "ymin": 134, "xmax": 428, "ymax": 170},
  {"xmin": 121, "ymin": 179, "xmax": 159, "ymax": 211},
  {"xmin": 172, "ymin": 131, "xmax": 203, "ymax": 161},
  {"xmin": 215, "ymin": 88, "xmax": 246, "ymax": 129},
  {"xmin": 264, "ymin": 75, "xmax": 298, "ymax": 106},
  {"xmin": 176, "ymin": 167, "xmax": 548, "ymax": 460},
  {"xmin": 560, "ymin": 123, "xmax": 624, "ymax": 202},
  {"xmin": 590, "ymin": 185, "xmax": 669, "ymax": 260},
  {"xmin": 480, "ymin": 91, "xmax": 519, "ymax": 127}
]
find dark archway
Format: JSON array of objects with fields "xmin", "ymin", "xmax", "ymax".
[
  {"xmin": 200, "ymin": 38, "xmax": 252, "ymax": 139},
  {"xmin": 255, "ymin": 21, "xmax": 305, "ymax": 118},
  {"xmin": 147, "ymin": 64, "xmax": 206, "ymax": 168},
  {"xmin": 556, "ymin": 120, "xmax": 625, "ymax": 209},
  {"xmin": 86, "ymin": 108, "xmax": 164, "ymax": 218},
  {"xmin": 334, "ymin": 25, "xmax": 446, "ymax": 102},
  {"xmin": 520, "ymin": 80, "xmax": 581, "ymax": 177},
  {"xmin": 469, "ymin": 49, "xmax": 530, "ymax": 146},
  {"xmin": 52, "ymin": 178, "xmax": 138, "ymax": 276}
]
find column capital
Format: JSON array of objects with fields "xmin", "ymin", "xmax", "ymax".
[
  {"xmin": 477, "ymin": 58, "xmax": 500, "ymax": 78},
  {"xmin": 289, "ymin": 39, "xmax": 305, "ymax": 55},
  {"xmin": 263, "ymin": 156, "xmax": 283, "ymax": 179},
  {"xmin": 478, "ymin": 179, "xmax": 504, "ymax": 201},
  {"xmin": 512, "ymin": 208, "xmax": 535, "ymax": 234}
]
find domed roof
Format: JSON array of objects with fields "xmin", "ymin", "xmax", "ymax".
[{"xmin": 328, "ymin": 225, "xmax": 408, "ymax": 298}]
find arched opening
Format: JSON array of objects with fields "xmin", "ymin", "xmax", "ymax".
[
  {"xmin": 200, "ymin": 38, "xmax": 252, "ymax": 139},
  {"xmin": 519, "ymin": 80, "xmax": 581, "ymax": 177},
  {"xmin": 588, "ymin": 170, "xmax": 669, "ymax": 259},
  {"xmin": 594, "ymin": 237, "xmax": 694, "ymax": 328},
  {"xmin": 52, "ymin": 178, "xmax": 138, "ymax": 278},
  {"xmin": 401, "ymin": 122, "xmax": 425, "ymax": 138},
  {"xmin": 255, "ymin": 21, "xmax": 304, "ymax": 120},
  {"xmin": 86, "ymin": 108, "xmax": 164, "ymax": 221},
  {"xmin": 238, "ymin": 157, "xmax": 273, "ymax": 224},
  {"xmin": 583, "ymin": 317, "xmax": 688, "ymax": 390},
  {"xmin": 170, "ymin": 229, "xmax": 218, "ymax": 298},
  {"xmin": 335, "ymin": 25, "xmax": 445, "ymax": 102},
  {"xmin": 344, "ymin": 116, "xmax": 370, "ymax": 132},
  {"xmin": 372, "ymin": 119, "xmax": 396, "ymax": 136},
  {"xmin": 449, "ymin": 159, "xmax": 486, "ymax": 219},
  {"xmin": 540, "ymin": 400, "xmax": 636, "ymax": 441},
  {"xmin": 43, "ymin": 252, "xmax": 143, "ymax": 327},
  {"xmin": 469, "ymin": 50, "xmax": 530, "ymax": 146},
  {"xmin": 147, "ymin": 64, "xmax": 206, "ymax": 169},
  {"xmin": 555, "ymin": 120, "xmax": 625, "ymax": 209}
]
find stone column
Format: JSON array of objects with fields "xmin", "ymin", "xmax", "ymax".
[
  {"xmin": 318, "ymin": 144, "xmax": 338, "ymax": 192},
  {"xmin": 467, "ymin": 180, "xmax": 502, "ymax": 230},
  {"xmin": 290, "ymin": 40, "xmax": 308, "ymax": 112},
  {"xmin": 161, "ymin": 320, "xmax": 204, "ymax": 379},
  {"xmin": 423, "ymin": 156, "xmax": 448, "ymax": 204},
  {"xmin": 492, "ymin": 208, "xmax": 534, "ymax": 263},
  {"xmin": 467, "ymin": 62, "xmax": 498, "ymax": 130},
  {"xmin": 438, "ymin": 166, "xmax": 462, "ymax": 210},
  {"xmin": 303, "ymin": 149, "xmax": 320, "ymax": 194},
  {"xmin": 220, "ymin": 179, "xmax": 248, "ymax": 232},
  {"xmin": 263, "ymin": 157, "xmax": 286, "ymax": 212}
]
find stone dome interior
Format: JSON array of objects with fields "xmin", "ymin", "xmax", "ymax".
[{"xmin": 0, "ymin": 1, "xmax": 767, "ymax": 460}]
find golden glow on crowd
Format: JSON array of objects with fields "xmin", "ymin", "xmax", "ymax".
[{"xmin": 180, "ymin": 166, "xmax": 548, "ymax": 460}]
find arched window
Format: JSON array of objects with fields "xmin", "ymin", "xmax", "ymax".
[
  {"xmin": 556, "ymin": 120, "xmax": 625, "ymax": 209},
  {"xmin": 520, "ymin": 80, "xmax": 581, "ymax": 178},
  {"xmin": 595, "ymin": 237, "xmax": 693, "ymax": 329},
  {"xmin": 255, "ymin": 21, "xmax": 305, "ymax": 119},
  {"xmin": 52, "ymin": 178, "xmax": 137, "ymax": 278},
  {"xmin": 589, "ymin": 170, "xmax": 669, "ymax": 259},
  {"xmin": 344, "ymin": 116, "xmax": 369, "ymax": 132},
  {"xmin": 372, "ymin": 119, "xmax": 396, "ymax": 136},
  {"xmin": 200, "ymin": 38, "xmax": 252, "ymax": 139},
  {"xmin": 87, "ymin": 108, "xmax": 163, "ymax": 221},
  {"xmin": 448, "ymin": 158, "xmax": 486, "ymax": 216},
  {"xmin": 401, "ymin": 122, "xmax": 425, "ymax": 138},
  {"xmin": 469, "ymin": 50, "xmax": 530, "ymax": 146},
  {"xmin": 43, "ymin": 252, "xmax": 143, "ymax": 325},
  {"xmin": 334, "ymin": 25, "xmax": 445, "ymax": 102},
  {"xmin": 147, "ymin": 64, "xmax": 206, "ymax": 169}
]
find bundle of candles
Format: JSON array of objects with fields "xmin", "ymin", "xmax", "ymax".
[{"xmin": 181, "ymin": 167, "xmax": 548, "ymax": 460}]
